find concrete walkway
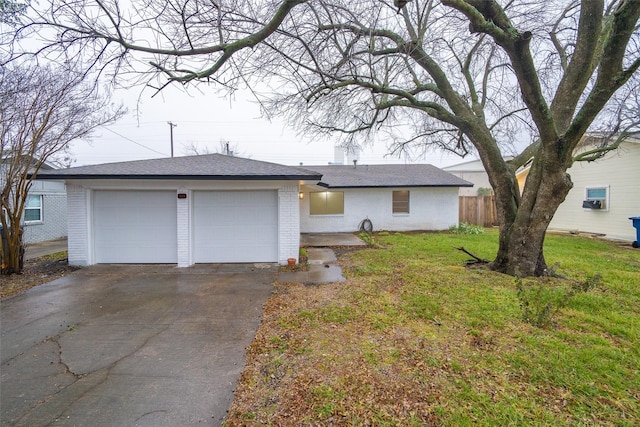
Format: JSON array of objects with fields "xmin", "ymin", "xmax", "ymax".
[
  {"xmin": 301, "ymin": 233, "xmax": 367, "ymax": 247},
  {"xmin": 279, "ymin": 234, "xmax": 367, "ymax": 285},
  {"xmin": 278, "ymin": 247, "xmax": 346, "ymax": 285},
  {"xmin": 24, "ymin": 238, "xmax": 68, "ymax": 260}
]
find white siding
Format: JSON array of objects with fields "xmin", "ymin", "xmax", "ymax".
[
  {"xmin": 300, "ymin": 187, "xmax": 460, "ymax": 233},
  {"xmin": 66, "ymin": 185, "xmax": 89, "ymax": 266},
  {"xmin": 445, "ymin": 171, "xmax": 492, "ymax": 196},
  {"xmin": 549, "ymin": 141, "xmax": 640, "ymax": 241}
]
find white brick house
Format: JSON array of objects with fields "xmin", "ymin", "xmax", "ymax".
[{"xmin": 35, "ymin": 154, "xmax": 471, "ymax": 266}]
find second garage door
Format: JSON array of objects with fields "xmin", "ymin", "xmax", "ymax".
[
  {"xmin": 94, "ymin": 191, "xmax": 178, "ymax": 263},
  {"xmin": 193, "ymin": 191, "xmax": 278, "ymax": 263}
]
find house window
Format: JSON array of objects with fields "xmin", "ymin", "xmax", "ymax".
[
  {"xmin": 583, "ymin": 186, "xmax": 608, "ymax": 210},
  {"xmin": 25, "ymin": 195, "xmax": 43, "ymax": 222},
  {"xmin": 392, "ymin": 190, "xmax": 410, "ymax": 214},
  {"xmin": 310, "ymin": 191, "xmax": 344, "ymax": 215}
]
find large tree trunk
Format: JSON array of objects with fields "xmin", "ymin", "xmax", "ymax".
[{"xmin": 489, "ymin": 152, "xmax": 573, "ymax": 277}]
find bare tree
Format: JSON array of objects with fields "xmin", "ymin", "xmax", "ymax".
[
  {"xmin": 0, "ymin": 63, "xmax": 123, "ymax": 274},
  {"xmin": 182, "ymin": 139, "xmax": 247, "ymax": 157},
  {"xmin": 182, "ymin": 142, "xmax": 214, "ymax": 156},
  {"xmin": 0, "ymin": 0, "xmax": 26, "ymax": 25},
  {"xmin": 5, "ymin": 0, "xmax": 639, "ymax": 277}
]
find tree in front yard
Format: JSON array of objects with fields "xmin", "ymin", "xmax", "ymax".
[
  {"xmin": 0, "ymin": 63, "xmax": 123, "ymax": 274},
  {"xmin": 6, "ymin": 0, "xmax": 639, "ymax": 276}
]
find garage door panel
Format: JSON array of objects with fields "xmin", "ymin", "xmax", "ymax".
[
  {"xmin": 94, "ymin": 191, "xmax": 177, "ymax": 263},
  {"xmin": 194, "ymin": 191, "xmax": 278, "ymax": 263}
]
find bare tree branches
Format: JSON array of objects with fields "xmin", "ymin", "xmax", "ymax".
[
  {"xmin": 4, "ymin": 0, "xmax": 639, "ymax": 276},
  {"xmin": 0, "ymin": 63, "xmax": 124, "ymax": 274}
]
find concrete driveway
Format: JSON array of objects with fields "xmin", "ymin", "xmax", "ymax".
[{"xmin": 1, "ymin": 264, "xmax": 276, "ymax": 426}]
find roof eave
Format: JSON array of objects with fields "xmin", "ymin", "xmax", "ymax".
[
  {"xmin": 318, "ymin": 183, "xmax": 474, "ymax": 189},
  {"xmin": 31, "ymin": 174, "xmax": 323, "ymax": 181}
]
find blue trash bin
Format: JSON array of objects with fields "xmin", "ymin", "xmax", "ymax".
[{"xmin": 630, "ymin": 217, "xmax": 640, "ymax": 248}]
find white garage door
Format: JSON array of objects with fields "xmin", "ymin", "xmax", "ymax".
[
  {"xmin": 93, "ymin": 191, "xmax": 178, "ymax": 263},
  {"xmin": 193, "ymin": 191, "xmax": 278, "ymax": 263}
]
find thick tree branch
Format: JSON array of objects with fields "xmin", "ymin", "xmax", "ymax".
[
  {"xmin": 442, "ymin": 0, "xmax": 558, "ymax": 145},
  {"xmin": 550, "ymin": 0, "xmax": 604, "ymax": 130},
  {"xmin": 564, "ymin": 0, "xmax": 640, "ymax": 149}
]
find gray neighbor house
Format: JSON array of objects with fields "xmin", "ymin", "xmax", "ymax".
[{"xmin": 1, "ymin": 161, "xmax": 67, "ymax": 244}]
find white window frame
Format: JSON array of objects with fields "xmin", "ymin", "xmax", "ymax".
[
  {"xmin": 24, "ymin": 194, "xmax": 43, "ymax": 223},
  {"xmin": 583, "ymin": 185, "xmax": 609, "ymax": 211}
]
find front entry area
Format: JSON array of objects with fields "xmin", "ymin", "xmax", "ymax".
[{"xmin": 192, "ymin": 190, "xmax": 278, "ymax": 263}]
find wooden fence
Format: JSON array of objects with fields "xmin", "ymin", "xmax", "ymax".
[{"xmin": 459, "ymin": 195, "xmax": 497, "ymax": 227}]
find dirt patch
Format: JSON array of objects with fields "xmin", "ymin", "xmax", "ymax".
[{"xmin": 0, "ymin": 252, "xmax": 78, "ymax": 299}]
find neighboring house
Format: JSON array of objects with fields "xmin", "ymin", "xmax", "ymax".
[
  {"xmin": 299, "ymin": 164, "xmax": 471, "ymax": 233},
  {"xmin": 1, "ymin": 161, "xmax": 67, "ymax": 244},
  {"xmin": 34, "ymin": 154, "xmax": 471, "ymax": 267},
  {"xmin": 547, "ymin": 137, "xmax": 640, "ymax": 241},
  {"xmin": 442, "ymin": 157, "xmax": 514, "ymax": 196}
]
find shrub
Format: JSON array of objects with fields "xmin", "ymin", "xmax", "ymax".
[
  {"xmin": 449, "ymin": 222, "xmax": 485, "ymax": 235},
  {"xmin": 516, "ymin": 274, "xmax": 601, "ymax": 328},
  {"xmin": 358, "ymin": 232, "xmax": 381, "ymax": 248}
]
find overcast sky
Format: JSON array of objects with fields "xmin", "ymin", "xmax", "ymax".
[{"xmin": 70, "ymin": 84, "xmax": 467, "ymax": 169}]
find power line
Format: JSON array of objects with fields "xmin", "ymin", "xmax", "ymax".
[{"xmin": 102, "ymin": 127, "xmax": 167, "ymax": 156}]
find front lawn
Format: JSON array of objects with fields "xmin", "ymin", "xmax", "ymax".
[{"xmin": 225, "ymin": 230, "xmax": 640, "ymax": 426}]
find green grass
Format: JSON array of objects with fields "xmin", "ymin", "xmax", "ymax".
[{"xmin": 226, "ymin": 230, "xmax": 640, "ymax": 426}]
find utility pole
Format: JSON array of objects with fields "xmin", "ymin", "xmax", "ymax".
[{"xmin": 167, "ymin": 121, "xmax": 177, "ymax": 157}]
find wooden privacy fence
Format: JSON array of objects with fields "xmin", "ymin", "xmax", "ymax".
[{"xmin": 459, "ymin": 195, "xmax": 497, "ymax": 227}]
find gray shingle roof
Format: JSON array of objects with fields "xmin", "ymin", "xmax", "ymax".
[
  {"xmin": 303, "ymin": 164, "xmax": 473, "ymax": 188},
  {"xmin": 33, "ymin": 154, "xmax": 322, "ymax": 181}
]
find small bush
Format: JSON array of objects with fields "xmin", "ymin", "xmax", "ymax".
[
  {"xmin": 516, "ymin": 274, "xmax": 601, "ymax": 328},
  {"xmin": 358, "ymin": 232, "xmax": 381, "ymax": 248},
  {"xmin": 516, "ymin": 279, "xmax": 564, "ymax": 328},
  {"xmin": 449, "ymin": 222, "xmax": 485, "ymax": 235}
]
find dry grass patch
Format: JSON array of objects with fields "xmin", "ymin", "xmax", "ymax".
[
  {"xmin": 0, "ymin": 251, "xmax": 78, "ymax": 298},
  {"xmin": 225, "ymin": 231, "xmax": 639, "ymax": 426}
]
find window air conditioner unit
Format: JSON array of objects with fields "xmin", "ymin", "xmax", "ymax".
[{"xmin": 582, "ymin": 200, "xmax": 602, "ymax": 209}]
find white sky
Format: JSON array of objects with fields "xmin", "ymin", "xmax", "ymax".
[{"xmin": 70, "ymin": 84, "xmax": 468, "ymax": 169}]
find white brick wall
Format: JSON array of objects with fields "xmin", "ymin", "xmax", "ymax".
[
  {"xmin": 176, "ymin": 188, "xmax": 191, "ymax": 267},
  {"xmin": 278, "ymin": 185, "xmax": 300, "ymax": 264},
  {"xmin": 300, "ymin": 187, "xmax": 460, "ymax": 233},
  {"xmin": 66, "ymin": 185, "xmax": 89, "ymax": 266},
  {"xmin": 65, "ymin": 180, "xmax": 303, "ymax": 266}
]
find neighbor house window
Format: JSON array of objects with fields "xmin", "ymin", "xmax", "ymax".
[
  {"xmin": 583, "ymin": 186, "xmax": 609, "ymax": 210},
  {"xmin": 310, "ymin": 191, "xmax": 344, "ymax": 215},
  {"xmin": 24, "ymin": 195, "xmax": 43, "ymax": 222},
  {"xmin": 392, "ymin": 190, "xmax": 410, "ymax": 214}
]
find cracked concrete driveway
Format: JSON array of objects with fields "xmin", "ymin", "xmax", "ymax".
[{"xmin": 0, "ymin": 264, "xmax": 276, "ymax": 426}]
